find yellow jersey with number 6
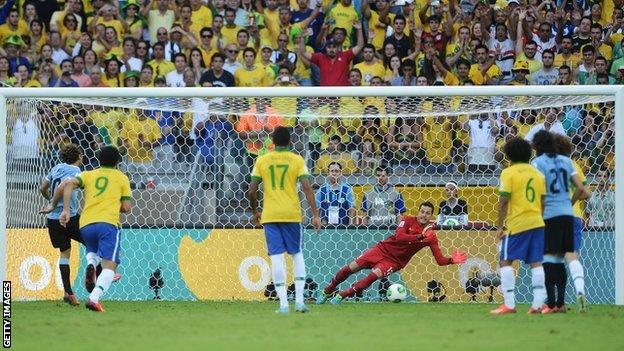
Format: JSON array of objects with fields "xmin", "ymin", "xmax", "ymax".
[
  {"xmin": 251, "ymin": 147, "xmax": 309, "ymax": 224},
  {"xmin": 76, "ymin": 167, "xmax": 132, "ymax": 228},
  {"xmin": 499, "ymin": 163, "xmax": 546, "ymax": 235}
]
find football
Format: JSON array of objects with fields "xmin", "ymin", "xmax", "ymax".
[{"xmin": 387, "ymin": 283, "xmax": 407, "ymax": 302}]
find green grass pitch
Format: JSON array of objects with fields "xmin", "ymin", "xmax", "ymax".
[{"xmin": 12, "ymin": 301, "xmax": 624, "ymax": 351}]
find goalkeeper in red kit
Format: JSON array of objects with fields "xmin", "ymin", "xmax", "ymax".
[{"xmin": 316, "ymin": 201, "xmax": 468, "ymax": 304}]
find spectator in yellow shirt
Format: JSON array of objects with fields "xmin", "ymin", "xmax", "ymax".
[
  {"xmin": 147, "ymin": 42, "xmax": 175, "ymax": 76},
  {"xmin": 234, "ymin": 48, "xmax": 269, "ymax": 87},
  {"xmin": 120, "ymin": 109, "xmax": 162, "ymax": 175},
  {"xmin": 354, "ymin": 44, "xmax": 386, "ymax": 85},
  {"xmin": 468, "ymin": 44, "xmax": 501, "ymax": 85}
]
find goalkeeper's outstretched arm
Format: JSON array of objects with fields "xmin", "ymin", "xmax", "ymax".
[{"xmin": 429, "ymin": 238, "xmax": 467, "ymax": 266}]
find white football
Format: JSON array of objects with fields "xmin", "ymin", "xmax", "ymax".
[{"xmin": 387, "ymin": 283, "xmax": 407, "ymax": 302}]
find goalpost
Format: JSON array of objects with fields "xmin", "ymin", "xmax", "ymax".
[{"xmin": 0, "ymin": 86, "xmax": 622, "ymax": 305}]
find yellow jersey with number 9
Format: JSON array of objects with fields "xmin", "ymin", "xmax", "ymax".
[
  {"xmin": 251, "ymin": 147, "xmax": 309, "ymax": 224},
  {"xmin": 499, "ymin": 163, "xmax": 546, "ymax": 235},
  {"xmin": 76, "ymin": 167, "xmax": 132, "ymax": 228}
]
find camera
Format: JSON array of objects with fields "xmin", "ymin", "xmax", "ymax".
[{"xmin": 280, "ymin": 76, "xmax": 290, "ymax": 83}]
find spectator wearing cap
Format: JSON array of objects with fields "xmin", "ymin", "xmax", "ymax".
[
  {"xmin": 124, "ymin": 70, "xmax": 140, "ymax": 87},
  {"xmin": 383, "ymin": 15, "xmax": 413, "ymax": 59},
  {"xmin": 532, "ymin": 49, "xmax": 559, "ymax": 85},
  {"xmin": 141, "ymin": 0, "xmax": 176, "ymax": 45},
  {"xmin": 123, "ymin": 0, "xmax": 144, "ymax": 41},
  {"xmin": 391, "ymin": 59, "xmax": 417, "ymax": 86},
  {"xmin": 2, "ymin": 35, "xmax": 29, "ymax": 74},
  {"xmin": 258, "ymin": 43, "xmax": 278, "ymax": 82},
  {"xmin": 436, "ymin": 181, "xmax": 469, "ymax": 226},
  {"xmin": 166, "ymin": 53, "xmax": 188, "ymax": 87},
  {"xmin": 508, "ymin": 60, "xmax": 530, "ymax": 85},
  {"xmin": 154, "ymin": 75, "xmax": 167, "ymax": 87},
  {"xmin": 199, "ymin": 53, "xmax": 235, "ymax": 87},
  {"xmin": 148, "ymin": 42, "xmax": 175, "ymax": 76},
  {"xmin": 468, "ymin": 44, "xmax": 501, "ymax": 85},
  {"xmin": 298, "ymin": 21, "xmax": 363, "ymax": 86}
]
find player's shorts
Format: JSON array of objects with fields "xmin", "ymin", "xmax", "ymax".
[
  {"xmin": 355, "ymin": 246, "xmax": 400, "ymax": 277},
  {"xmin": 264, "ymin": 223, "xmax": 302, "ymax": 256},
  {"xmin": 500, "ymin": 227, "xmax": 544, "ymax": 264},
  {"xmin": 80, "ymin": 223, "xmax": 121, "ymax": 264},
  {"xmin": 573, "ymin": 216, "xmax": 583, "ymax": 252},
  {"xmin": 544, "ymin": 215, "xmax": 575, "ymax": 254},
  {"xmin": 46, "ymin": 215, "xmax": 83, "ymax": 251}
]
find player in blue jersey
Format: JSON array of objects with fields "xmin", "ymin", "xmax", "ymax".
[
  {"xmin": 39, "ymin": 144, "xmax": 83, "ymax": 306},
  {"xmin": 531, "ymin": 130, "xmax": 590, "ymax": 313}
]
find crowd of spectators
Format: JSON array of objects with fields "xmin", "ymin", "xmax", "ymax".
[{"xmin": 2, "ymin": 0, "xmax": 618, "ymax": 179}]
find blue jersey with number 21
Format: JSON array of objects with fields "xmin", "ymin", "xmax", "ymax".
[{"xmin": 531, "ymin": 154, "xmax": 577, "ymax": 220}]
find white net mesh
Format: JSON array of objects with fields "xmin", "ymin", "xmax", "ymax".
[{"xmin": 4, "ymin": 90, "xmax": 617, "ymax": 304}]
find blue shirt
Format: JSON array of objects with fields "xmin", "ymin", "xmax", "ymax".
[
  {"xmin": 45, "ymin": 163, "xmax": 81, "ymax": 220},
  {"xmin": 531, "ymin": 154, "xmax": 577, "ymax": 219},
  {"xmin": 315, "ymin": 182, "xmax": 355, "ymax": 225},
  {"xmin": 195, "ymin": 120, "xmax": 232, "ymax": 164}
]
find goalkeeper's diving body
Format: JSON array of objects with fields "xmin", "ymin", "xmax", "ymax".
[{"xmin": 317, "ymin": 202, "xmax": 467, "ymax": 304}]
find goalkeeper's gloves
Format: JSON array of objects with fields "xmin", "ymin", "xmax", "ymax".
[{"xmin": 450, "ymin": 250, "xmax": 467, "ymax": 264}]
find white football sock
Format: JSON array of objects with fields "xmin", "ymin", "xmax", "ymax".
[
  {"xmin": 531, "ymin": 266, "xmax": 546, "ymax": 309},
  {"xmin": 270, "ymin": 254, "xmax": 288, "ymax": 308},
  {"xmin": 89, "ymin": 268, "xmax": 114, "ymax": 303},
  {"xmin": 86, "ymin": 252, "xmax": 100, "ymax": 267},
  {"xmin": 568, "ymin": 259, "xmax": 585, "ymax": 296},
  {"xmin": 500, "ymin": 266, "xmax": 516, "ymax": 309},
  {"xmin": 292, "ymin": 252, "xmax": 306, "ymax": 305}
]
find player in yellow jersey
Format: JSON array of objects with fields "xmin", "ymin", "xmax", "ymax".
[
  {"xmin": 552, "ymin": 134, "xmax": 591, "ymax": 312},
  {"xmin": 248, "ymin": 127, "xmax": 321, "ymax": 314},
  {"xmin": 48, "ymin": 146, "xmax": 132, "ymax": 312},
  {"xmin": 491, "ymin": 137, "xmax": 547, "ymax": 315}
]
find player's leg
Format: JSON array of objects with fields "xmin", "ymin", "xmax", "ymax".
[
  {"xmin": 283, "ymin": 223, "xmax": 308, "ymax": 312},
  {"xmin": 566, "ymin": 217, "xmax": 587, "ymax": 312},
  {"xmin": 264, "ymin": 224, "xmax": 290, "ymax": 313},
  {"xmin": 332, "ymin": 263, "xmax": 390, "ymax": 303},
  {"xmin": 527, "ymin": 228, "xmax": 546, "ymax": 314},
  {"xmin": 47, "ymin": 217, "xmax": 79, "ymax": 306},
  {"xmin": 542, "ymin": 218, "xmax": 561, "ymax": 311},
  {"xmin": 491, "ymin": 232, "xmax": 531, "ymax": 314},
  {"xmin": 85, "ymin": 224, "xmax": 121, "ymax": 312}
]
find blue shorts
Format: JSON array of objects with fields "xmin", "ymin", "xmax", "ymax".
[
  {"xmin": 264, "ymin": 223, "xmax": 302, "ymax": 256},
  {"xmin": 500, "ymin": 227, "xmax": 544, "ymax": 264},
  {"xmin": 573, "ymin": 217, "xmax": 583, "ymax": 252},
  {"xmin": 80, "ymin": 223, "xmax": 121, "ymax": 264}
]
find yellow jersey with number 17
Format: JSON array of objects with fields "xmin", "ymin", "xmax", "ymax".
[
  {"xmin": 499, "ymin": 163, "xmax": 546, "ymax": 235},
  {"xmin": 76, "ymin": 167, "xmax": 132, "ymax": 228},
  {"xmin": 251, "ymin": 147, "xmax": 309, "ymax": 224}
]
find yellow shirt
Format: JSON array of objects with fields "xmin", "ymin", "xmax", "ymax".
[
  {"xmin": 354, "ymin": 61, "xmax": 386, "ymax": 85},
  {"xmin": 251, "ymin": 147, "xmax": 309, "ymax": 223},
  {"xmin": 148, "ymin": 59, "xmax": 175, "ymax": 76},
  {"xmin": 422, "ymin": 118, "xmax": 452, "ymax": 164},
  {"xmin": 221, "ymin": 25, "xmax": 243, "ymax": 46},
  {"xmin": 294, "ymin": 45, "xmax": 314, "ymax": 81},
  {"xmin": 337, "ymin": 97, "xmax": 363, "ymax": 132},
  {"xmin": 554, "ymin": 52, "xmax": 581, "ymax": 69},
  {"xmin": 368, "ymin": 10, "xmax": 393, "ymax": 51},
  {"xmin": 102, "ymin": 73, "xmax": 123, "ymax": 88},
  {"xmin": 327, "ymin": 3, "xmax": 359, "ymax": 47},
  {"xmin": 234, "ymin": 65, "xmax": 269, "ymax": 87},
  {"xmin": 0, "ymin": 22, "xmax": 28, "ymax": 41},
  {"xmin": 597, "ymin": 43, "xmax": 613, "ymax": 61},
  {"xmin": 468, "ymin": 63, "xmax": 501, "ymax": 85},
  {"xmin": 90, "ymin": 109, "xmax": 128, "ymax": 146},
  {"xmin": 571, "ymin": 160, "xmax": 587, "ymax": 219},
  {"xmin": 97, "ymin": 18, "xmax": 125, "ymax": 40},
  {"xmin": 499, "ymin": 163, "xmax": 546, "ymax": 235},
  {"xmin": 191, "ymin": 5, "xmax": 213, "ymax": 29},
  {"xmin": 76, "ymin": 167, "xmax": 132, "ymax": 228},
  {"xmin": 120, "ymin": 116, "xmax": 161, "ymax": 163}
]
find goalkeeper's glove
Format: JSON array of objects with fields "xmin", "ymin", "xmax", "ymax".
[{"xmin": 450, "ymin": 250, "xmax": 467, "ymax": 264}]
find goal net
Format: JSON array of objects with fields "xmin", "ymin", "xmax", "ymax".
[{"xmin": 1, "ymin": 86, "xmax": 622, "ymax": 305}]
